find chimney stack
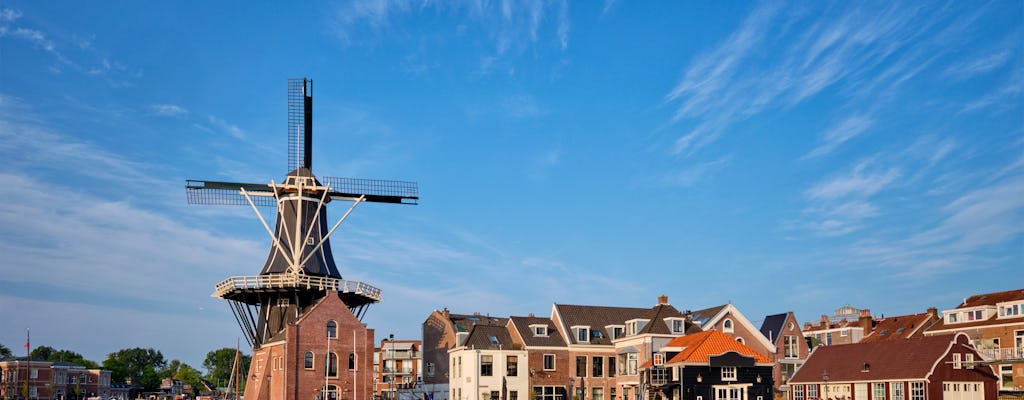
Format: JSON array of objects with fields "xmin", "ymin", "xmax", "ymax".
[
  {"xmin": 859, "ymin": 309, "xmax": 874, "ymax": 335},
  {"xmin": 927, "ymin": 307, "xmax": 937, "ymax": 316},
  {"xmin": 658, "ymin": 295, "xmax": 669, "ymax": 305}
]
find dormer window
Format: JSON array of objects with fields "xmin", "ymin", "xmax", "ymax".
[
  {"xmin": 666, "ymin": 318, "xmax": 685, "ymax": 334},
  {"xmin": 999, "ymin": 303, "xmax": 1022, "ymax": 318},
  {"xmin": 531, "ymin": 324, "xmax": 548, "ymax": 337},
  {"xmin": 966, "ymin": 310, "xmax": 984, "ymax": 321},
  {"xmin": 573, "ymin": 326, "xmax": 590, "ymax": 343},
  {"xmin": 607, "ymin": 325, "xmax": 625, "ymax": 339},
  {"xmin": 948, "ymin": 313, "xmax": 958, "ymax": 323},
  {"xmin": 626, "ymin": 319, "xmax": 649, "ymax": 336}
]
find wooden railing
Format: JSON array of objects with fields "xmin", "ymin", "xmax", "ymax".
[{"xmin": 213, "ymin": 274, "xmax": 382, "ymax": 301}]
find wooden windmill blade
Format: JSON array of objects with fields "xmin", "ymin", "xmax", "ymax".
[
  {"xmin": 320, "ymin": 176, "xmax": 419, "ymax": 204},
  {"xmin": 185, "ymin": 180, "xmax": 277, "ymax": 207}
]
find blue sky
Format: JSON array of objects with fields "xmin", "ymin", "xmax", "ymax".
[{"xmin": 1, "ymin": 1, "xmax": 1021, "ymax": 369}]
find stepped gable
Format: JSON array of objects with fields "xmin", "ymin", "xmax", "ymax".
[
  {"xmin": 665, "ymin": 330, "xmax": 772, "ymax": 364},
  {"xmin": 790, "ymin": 334, "xmax": 965, "ymax": 382},
  {"xmin": 463, "ymin": 324, "xmax": 516, "ymax": 350},
  {"xmin": 556, "ymin": 304, "xmax": 652, "ymax": 345},
  {"xmin": 688, "ymin": 304, "xmax": 728, "ymax": 328},
  {"xmin": 759, "ymin": 313, "xmax": 788, "ymax": 342},
  {"xmin": 510, "ymin": 316, "xmax": 567, "ymax": 347}
]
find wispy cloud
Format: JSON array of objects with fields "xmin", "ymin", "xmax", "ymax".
[
  {"xmin": 150, "ymin": 104, "xmax": 189, "ymax": 116},
  {"xmin": 944, "ymin": 51, "xmax": 1010, "ymax": 81},
  {"xmin": 804, "ymin": 115, "xmax": 873, "ymax": 159},
  {"xmin": 805, "ymin": 160, "xmax": 900, "ymax": 200},
  {"xmin": 661, "ymin": 155, "xmax": 732, "ymax": 187},
  {"xmin": 0, "ymin": 8, "xmax": 22, "ymax": 22},
  {"xmin": 206, "ymin": 116, "xmax": 246, "ymax": 140}
]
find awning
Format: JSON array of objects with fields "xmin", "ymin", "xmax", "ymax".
[{"xmin": 617, "ymin": 346, "xmax": 638, "ymax": 354}]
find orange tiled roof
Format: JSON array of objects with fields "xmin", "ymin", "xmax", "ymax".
[{"xmin": 665, "ymin": 330, "xmax": 771, "ymax": 364}]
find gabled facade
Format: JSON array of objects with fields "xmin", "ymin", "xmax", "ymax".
[
  {"xmin": 448, "ymin": 325, "xmax": 528, "ymax": 400},
  {"xmin": 759, "ymin": 312, "xmax": 810, "ymax": 394},
  {"xmin": 507, "ymin": 316, "xmax": 569, "ymax": 400},
  {"xmin": 687, "ymin": 304, "xmax": 776, "ymax": 358},
  {"xmin": 423, "ymin": 308, "xmax": 509, "ymax": 400},
  {"xmin": 244, "ymin": 291, "xmax": 376, "ymax": 400},
  {"xmin": 859, "ymin": 308, "xmax": 940, "ymax": 343},
  {"xmin": 788, "ymin": 333, "xmax": 997, "ymax": 400},
  {"xmin": 924, "ymin": 288, "xmax": 1024, "ymax": 392},
  {"xmin": 659, "ymin": 330, "xmax": 774, "ymax": 400}
]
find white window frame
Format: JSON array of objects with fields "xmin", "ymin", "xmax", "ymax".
[
  {"xmin": 653, "ymin": 353, "xmax": 664, "ymax": 366},
  {"xmin": 721, "ymin": 366, "xmax": 737, "ymax": 382},
  {"xmin": 531, "ymin": 325, "xmax": 548, "ymax": 337},
  {"xmin": 723, "ymin": 319, "xmax": 734, "ymax": 333},
  {"xmin": 965, "ymin": 353, "xmax": 974, "ymax": 369},
  {"xmin": 573, "ymin": 326, "xmax": 590, "ymax": 343},
  {"xmin": 891, "ymin": 382, "xmax": 904, "ymax": 400},
  {"xmin": 953, "ymin": 353, "xmax": 962, "ymax": 369},
  {"xmin": 543, "ymin": 354, "xmax": 556, "ymax": 371},
  {"xmin": 910, "ymin": 382, "xmax": 924, "ymax": 400},
  {"xmin": 873, "ymin": 383, "xmax": 886, "ymax": 400}
]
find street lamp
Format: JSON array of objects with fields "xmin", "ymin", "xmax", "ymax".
[
  {"xmin": 389, "ymin": 334, "xmax": 396, "ymax": 400},
  {"xmin": 821, "ymin": 371, "xmax": 829, "ymax": 400}
]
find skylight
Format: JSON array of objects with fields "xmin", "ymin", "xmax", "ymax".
[{"xmin": 489, "ymin": 335, "xmax": 500, "ymax": 345}]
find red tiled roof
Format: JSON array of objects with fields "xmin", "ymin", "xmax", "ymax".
[
  {"xmin": 789, "ymin": 334, "xmax": 964, "ymax": 383},
  {"xmin": 860, "ymin": 312, "xmax": 938, "ymax": 343},
  {"xmin": 665, "ymin": 330, "xmax": 772, "ymax": 364},
  {"xmin": 956, "ymin": 288, "xmax": 1024, "ymax": 308}
]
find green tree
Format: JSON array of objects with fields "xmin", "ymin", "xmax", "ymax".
[
  {"xmin": 30, "ymin": 346, "xmax": 98, "ymax": 368},
  {"xmin": 103, "ymin": 348, "xmax": 166, "ymax": 390},
  {"xmin": 203, "ymin": 348, "xmax": 250, "ymax": 390},
  {"xmin": 0, "ymin": 343, "xmax": 12, "ymax": 359}
]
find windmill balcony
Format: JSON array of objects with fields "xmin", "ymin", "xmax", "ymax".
[{"xmin": 213, "ymin": 274, "xmax": 382, "ymax": 301}]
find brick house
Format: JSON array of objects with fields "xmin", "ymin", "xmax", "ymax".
[
  {"xmin": 687, "ymin": 304, "xmax": 776, "ymax": 358},
  {"xmin": 924, "ymin": 288, "xmax": 1024, "ymax": 392},
  {"xmin": 423, "ymin": 309, "xmax": 509, "ymax": 400},
  {"xmin": 788, "ymin": 333, "xmax": 997, "ymax": 400},
  {"xmin": 244, "ymin": 291, "xmax": 376, "ymax": 400},
  {"xmin": 802, "ymin": 307, "xmax": 875, "ymax": 347},
  {"xmin": 507, "ymin": 316, "xmax": 569, "ymax": 400},
  {"xmin": 759, "ymin": 312, "xmax": 810, "ymax": 396},
  {"xmin": 0, "ymin": 360, "xmax": 114, "ymax": 400},
  {"xmin": 375, "ymin": 339, "xmax": 422, "ymax": 400}
]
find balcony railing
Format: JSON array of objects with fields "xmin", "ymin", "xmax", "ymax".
[
  {"xmin": 213, "ymin": 274, "xmax": 382, "ymax": 301},
  {"xmin": 976, "ymin": 347, "xmax": 1024, "ymax": 362}
]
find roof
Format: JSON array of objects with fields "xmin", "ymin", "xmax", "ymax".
[
  {"xmin": 789, "ymin": 333, "xmax": 966, "ymax": 383},
  {"xmin": 449, "ymin": 313, "xmax": 509, "ymax": 333},
  {"xmin": 509, "ymin": 316, "xmax": 567, "ymax": 347},
  {"xmin": 555, "ymin": 304, "xmax": 655, "ymax": 345},
  {"xmin": 461, "ymin": 324, "xmax": 516, "ymax": 350},
  {"xmin": 860, "ymin": 312, "xmax": 938, "ymax": 343},
  {"xmin": 803, "ymin": 319, "xmax": 859, "ymax": 333},
  {"xmin": 926, "ymin": 314, "xmax": 1024, "ymax": 333},
  {"xmin": 759, "ymin": 313, "xmax": 789, "ymax": 344},
  {"xmin": 955, "ymin": 288, "xmax": 1024, "ymax": 309},
  {"xmin": 639, "ymin": 304, "xmax": 701, "ymax": 335},
  {"xmin": 664, "ymin": 330, "xmax": 772, "ymax": 364},
  {"xmin": 688, "ymin": 305, "xmax": 728, "ymax": 328}
]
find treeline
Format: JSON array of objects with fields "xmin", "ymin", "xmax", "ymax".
[{"xmin": 0, "ymin": 342, "xmax": 251, "ymax": 392}]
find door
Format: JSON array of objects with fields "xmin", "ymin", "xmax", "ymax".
[
  {"xmin": 943, "ymin": 382, "xmax": 983, "ymax": 400},
  {"xmin": 854, "ymin": 384, "xmax": 867, "ymax": 400}
]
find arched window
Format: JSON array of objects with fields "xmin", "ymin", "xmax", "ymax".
[
  {"xmin": 348, "ymin": 353, "xmax": 356, "ymax": 370},
  {"xmin": 736, "ymin": 337, "xmax": 745, "ymax": 344},
  {"xmin": 327, "ymin": 321, "xmax": 337, "ymax": 338},
  {"xmin": 326, "ymin": 352, "xmax": 338, "ymax": 377},
  {"xmin": 304, "ymin": 351, "xmax": 315, "ymax": 369},
  {"xmin": 723, "ymin": 319, "xmax": 734, "ymax": 333},
  {"xmin": 321, "ymin": 384, "xmax": 339, "ymax": 400}
]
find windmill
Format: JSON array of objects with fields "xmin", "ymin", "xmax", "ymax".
[{"xmin": 186, "ymin": 78, "xmax": 418, "ymax": 349}]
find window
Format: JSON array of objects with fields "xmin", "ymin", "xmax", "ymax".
[
  {"xmin": 721, "ymin": 366, "xmax": 736, "ymax": 381},
  {"xmin": 490, "ymin": 335, "xmax": 501, "ymax": 346},
  {"xmin": 593, "ymin": 388, "xmax": 604, "ymax": 400},
  {"xmin": 736, "ymin": 337, "xmax": 745, "ymax": 344},
  {"xmin": 349, "ymin": 353, "xmax": 356, "ymax": 370},
  {"xmin": 327, "ymin": 321, "xmax": 338, "ymax": 338},
  {"xmin": 910, "ymin": 382, "xmax": 924, "ymax": 400},
  {"xmin": 534, "ymin": 386, "xmax": 568, "ymax": 400},
  {"xmin": 626, "ymin": 353, "xmax": 638, "ymax": 375},
  {"xmin": 785, "ymin": 336, "xmax": 799, "ymax": 359},
  {"xmin": 592, "ymin": 356, "xmax": 603, "ymax": 377},
  {"xmin": 892, "ymin": 382, "xmax": 904, "ymax": 400},
  {"xmin": 491, "ymin": 391, "xmax": 500, "ymax": 400},
  {"xmin": 723, "ymin": 319, "xmax": 734, "ymax": 333},
  {"xmin": 612, "ymin": 326, "xmax": 624, "ymax": 339},
  {"xmin": 668, "ymin": 319, "xmax": 684, "ymax": 333},
  {"xmin": 426, "ymin": 362, "xmax": 435, "ymax": 377},
  {"xmin": 965, "ymin": 353, "xmax": 974, "ymax": 369},
  {"xmin": 653, "ymin": 353, "xmax": 664, "ymax": 366},
  {"xmin": 780, "ymin": 363, "xmax": 796, "ymax": 384},
  {"xmin": 608, "ymin": 357, "xmax": 616, "ymax": 377},
  {"xmin": 953, "ymin": 353, "xmax": 962, "ymax": 369},
  {"xmin": 533, "ymin": 325, "xmax": 548, "ymax": 336},
  {"xmin": 651, "ymin": 367, "xmax": 669, "ymax": 385},
  {"xmin": 304, "ymin": 352, "xmax": 315, "ymax": 369},
  {"xmin": 507, "ymin": 356, "xmax": 518, "ymax": 376},
  {"xmin": 826, "ymin": 332, "xmax": 833, "ymax": 345},
  {"xmin": 576, "ymin": 356, "xmax": 587, "ymax": 377},
  {"xmin": 1001, "ymin": 365, "xmax": 1014, "ymax": 390},
  {"xmin": 948, "ymin": 313, "xmax": 958, "ymax": 323},
  {"xmin": 543, "ymin": 354, "xmax": 556, "ymax": 371},
  {"xmin": 30, "ymin": 369, "xmax": 38, "ymax": 379},
  {"xmin": 576, "ymin": 327, "xmax": 589, "ymax": 342},
  {"xmin": 326, "ymin": 352, "xmax": 338, "ymax": 377},
  {"xmin": 717, "ymin": 388, "xmax": 741, "ymax": 400},
  {"xmin": 840, "ymin": 330, "xmax": 848, "ymax": 337},
  {"xmin": 511, "ymin": 391, "xmax": 518, "ymax": 400},
  {"xmin": 793, "ymin": 385, "xmax": 804, "ymax": 400},
  {"xmin": 481, "ymin": 355, "xmax": 493, "ymax": 376},
  {"xmin": 29, "ymin": 388, "xmax": 37, "ymax": 398},
  {"xmin": 611, "ymin": 388, "xmax": 617, "ymax": 400},
  {"xmin": 873, "ymin": 383, "xmax": 886, "ymax": 400},
  {"xmin": 807, "ymin": 384, "xmax": 817, "ymax": 399}
]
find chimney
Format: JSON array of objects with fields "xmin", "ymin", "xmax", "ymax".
[
  {"xmin": 859, "ymin": 309, "xmax": 873, "ymax": 335},
  {"xmin": 927, "ymin": 307, "xmax": 937, "ymax": 316},
  {"xmin": 820, "ymin": 315, "xmax": 829, "ymax": 328},
  {"xmin": 657, "ymin": 295, "xmax": 669, "ymax": 305},
  {"xmin": 442, "ymin": 307, "xmax": 450, "ymax": 318}
]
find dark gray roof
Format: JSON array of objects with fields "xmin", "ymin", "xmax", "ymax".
[
  {"xmin": 759, "ymin": 313, "xmax": 789, "ymax": 344},
  {"xmin": 463, "ymin": 324, "xmax": 516, "ymax": 350},
  {"xmin": 449, "ymin": 313, "xmax": 508, "ymax": 333},
  {"xmin": 688, "ymin": 304, "xmax": 727, "ymax": 328},
  {"xmin": 556, "ymin": 304, "xmax": 652, "ymax": 345},
  {"xmin": 639, "ymin": 304, "xmax": 700, "ymax": 335},
  {"xmin": 510, "ymin": 316, "xmax": 567, "ymax": 347}
]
